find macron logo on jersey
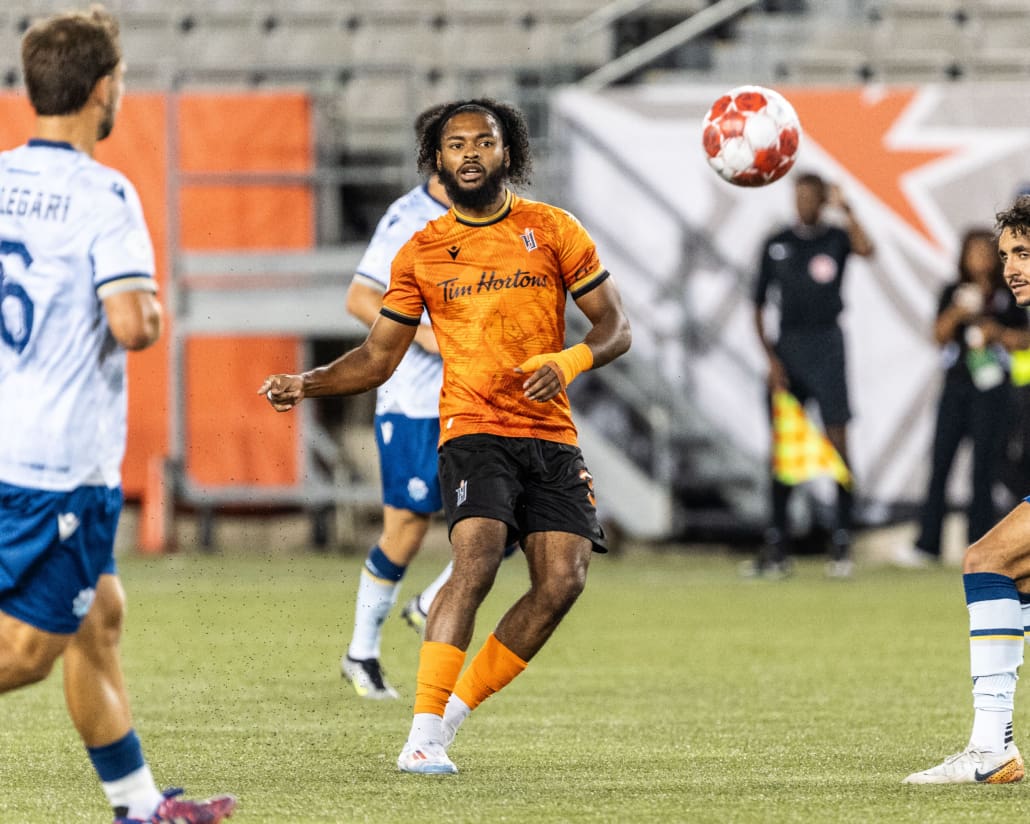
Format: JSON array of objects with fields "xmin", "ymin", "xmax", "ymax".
[{"xmin": 57, "ymin": 512, "xmax": 80, "ymax": 541}]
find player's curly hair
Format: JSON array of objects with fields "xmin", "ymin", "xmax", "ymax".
[
  {"xmin": 416, "ymin": 98, "xmax": 533, "ymax": 188},
  {"xmin": 996, "ymin": 195, "xmax": 1030, "ymax": 239}
]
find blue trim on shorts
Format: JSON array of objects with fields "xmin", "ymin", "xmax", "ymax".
[{"xmin": 374, "ymin": 413, "xmax": 442, "ymax": 514}]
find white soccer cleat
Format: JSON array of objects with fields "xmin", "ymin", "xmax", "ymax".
[
  {"xmin": 903, "ymin": 744, "xmax": 1025, "ymax": 784},
  {"xmin": 396, "ymin": 741, "xmax": 458, "ymax": 775},
  {"xmin": 400, "ymin": 595, "xmax": 428, "ymax": 636}
]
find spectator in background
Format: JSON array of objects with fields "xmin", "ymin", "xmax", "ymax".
[
  {"xmin": 748, "ymin": 172, "xmax": 875, "ymax": 578},
  {"xmin": 893, "ymin": 228, "xmax": 1030, "ymax": 568},
  {"xmin": 0, "ymin": 7, "xmax": 235, "ymax": 822}
]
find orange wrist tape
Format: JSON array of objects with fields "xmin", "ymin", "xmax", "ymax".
[{"xmin": 517, "ymin": 342, "xmax": 594, "ymax": 389}]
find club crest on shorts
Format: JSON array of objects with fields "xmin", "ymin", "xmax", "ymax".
[
  {"xmin": 408, "ymin": 476, "xmax": 429, "ymax": 502},
  {"xmin": 72, "ymin": 587, "xmax": 95, "ymax": 618},
  {"xmin": 455, "ymin": 479, "xmax": 468, "ymax": 506}
]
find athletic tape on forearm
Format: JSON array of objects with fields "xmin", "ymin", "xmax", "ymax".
[{"xmin": 518, "ymin": 342, "xmax": 594, "ymax": 388}]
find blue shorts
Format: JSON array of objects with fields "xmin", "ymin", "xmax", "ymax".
[
  {"xmin": 374, "ymin": 414, "xmax": 442, "ymax": 514},
  {"xmin": 0, "ymin": 481, "xmax": 121, "ymax": 634}
]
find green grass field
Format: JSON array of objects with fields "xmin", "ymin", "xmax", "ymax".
[{"xmin": 4, "ymin": 543, "xmax": 1030, "ymax": 822}]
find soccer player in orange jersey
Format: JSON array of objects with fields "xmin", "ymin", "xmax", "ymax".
[{"xmin": 259, "ymin": 98, "xmax": 631, "ymax": 774}]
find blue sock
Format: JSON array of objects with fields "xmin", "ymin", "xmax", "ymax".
[
  {"xmin": 88, "ymin": 729, "xmax": 145, "ymax": 781},
  {"xmin": 88, "ymin": 730, "xmax": 163, "ymax": 818},
  {"xmin": 365, "ymin": 545, "xmax": 406, "ymax": 582}
]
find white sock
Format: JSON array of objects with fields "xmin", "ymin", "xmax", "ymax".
[
  {"xmin": 408, "ymin": 712, "xmax": 444, "ymax": 748},
  {"xmin": 442, "ymin": 693, "xmax": 471, "ymax": 737},
  {"xmin": 101, "ymin": 764, "xmax": 165, "ymax": 820},
  {"xmin": 418, "ymin": 562, "xmax": 453, "ymax": 615},
  {"xmin": 1022, "ymin": 602, "xmax": 1030, "ymax": 644},
  {"xmin": 965, "ymin": 573, "xmax": 1023, "ymax": 753},
  {"xmin": 970, "ymin": 674, "xmax": 1016, "ymax": 753},
  {"xmin": 348, "ymin": 570, "xmax": 400, "ymax": 660}
]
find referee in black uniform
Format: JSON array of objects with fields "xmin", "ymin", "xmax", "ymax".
[{"xmin": 750, "ymin": 172, "xmax": 875, "ymax": 578}]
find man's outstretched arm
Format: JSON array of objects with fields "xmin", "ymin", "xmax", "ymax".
[{"xmin": 259, "ymin": 314, "xmax": 417, "ymax": 412}]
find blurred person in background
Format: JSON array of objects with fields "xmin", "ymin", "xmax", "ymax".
[
  {"xmin": 0, "ymin": 6, "xmax": 235, "ymax": 822},
  {"xmin": 902, "ymin": 196, "xmax": 1030, "ymax": 785},
  {"xmin": 748, "ymin": 171, "xmax": 874, "ymax": 579},
  {"xmin": 893, "ymin": 228, "xmax": 1030, "ymax": 569},
  {"xmin": 338, "ymin": 105, "xmax": 451, "ymax": 701},
  {"xmin": 260, "ymin": 98, "xmax": 631, "ymax": 775}
]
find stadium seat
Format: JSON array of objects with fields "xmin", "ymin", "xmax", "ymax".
[
  {"xmin": 867, "ymin": 14, "xmax": 964, "ymax": 80},
  {"xmin": 258, "ymin": 9, "xmax": 352, "ymax": 68},
  {"xmin": 349, "ymin": 7, "xmax": 442, "ymax": 68}
]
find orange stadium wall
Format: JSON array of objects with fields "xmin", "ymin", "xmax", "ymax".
[{"xmin": 0, "ymin": 92, "xmax": 309, "ymax": 499}]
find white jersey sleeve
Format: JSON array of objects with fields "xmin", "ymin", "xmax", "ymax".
[
  {"xmin": 353, "ymin": 183, "xmax": 448, "ymax": 419},
  {"xmin": 92, "ymin": 177, "xmax": 157, "ymax": 298}
]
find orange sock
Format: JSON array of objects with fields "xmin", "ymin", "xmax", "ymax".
[
  {"xmin": 413, "ymin": 641, "xmax": 466, "ymax": 716},
  {"xmin": 453, "ymin": 633, "xmax": 528, "ymax": 711}
]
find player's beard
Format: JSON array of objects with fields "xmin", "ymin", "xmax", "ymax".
[
  {"xmin": 96, "ymin": 94, "xmax": 116, "ymax": 142},
  {"xmin": 438, "ymin": 163, "xmax": 507, "ymax": 213}
]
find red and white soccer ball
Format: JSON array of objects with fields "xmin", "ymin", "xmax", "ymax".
[{"xmin": 701, "ymin": 85, "xmax": 801, "ymax": 187}]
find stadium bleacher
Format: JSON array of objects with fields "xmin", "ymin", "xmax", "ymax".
[{"xmin": 8, "ymin": 1, "xmax": 1028, "ymax": 546}]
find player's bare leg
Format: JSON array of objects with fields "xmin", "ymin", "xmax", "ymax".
[
  {"xmin": 425, "ymin": 517, "xmax": 508, "ymax": 649},
  {"xmin": 0, "ymin": 611, "xmax": 69, "ymax": 692},
  {"xmin": 63, "ymin": 574, "xmax": 133, "ymax": 747},
  {"xmin": 439, "ymin": 531, "xmax": 592, "ymax": 749},
  {"xmin": 397, "ymin": 517, "xmax": 506, "ymax": 774},
  {"xmin": 491, "ymin": 531, "xmax": 592, "ymax": 661}
]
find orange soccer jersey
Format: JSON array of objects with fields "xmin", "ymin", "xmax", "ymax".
[{"xmin": 382, "ymin": 191, "xmax": 608, "ymax": 447}]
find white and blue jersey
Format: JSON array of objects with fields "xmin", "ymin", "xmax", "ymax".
[
  {"xmin": 354, "ymin": 182, "xmax": 446, "ymax": 420},
  {"xmin": 353, "ymin": 182, "xmax": 447, "ymax": 512},
  {"xmin": 0, "ymin": 139, "xmax": 156, "ymax": 492},
  {"xmin": 0, "ymin": 139, "xmax": 156, "ymax": 633}
]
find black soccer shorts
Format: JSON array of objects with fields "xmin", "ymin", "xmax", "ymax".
[{"xmin": 438, "ymin": 433, "xmax": 608, "ymax": 553}]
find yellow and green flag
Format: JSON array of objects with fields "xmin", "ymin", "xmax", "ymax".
[{"xmin": 772, "ymin": 390, "xmax": 851, "ymax": 489}]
